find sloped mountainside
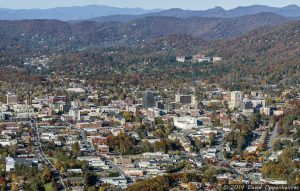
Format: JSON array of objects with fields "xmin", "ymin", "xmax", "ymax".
[{"xmin": 0, "ymin": 12, "xmax": 291, "ymax": 50}]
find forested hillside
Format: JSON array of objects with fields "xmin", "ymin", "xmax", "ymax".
[
  {"xmin": 0, "ymin": 14, "xmax": 299, "ymax": 97},
  {"xmin": 0, "ymin": 12, "xmax": 291, "ymax": 52}
]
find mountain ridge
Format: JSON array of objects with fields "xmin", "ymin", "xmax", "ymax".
[
  {"xmin": 0, "ymin": 5, "xmax": 161, "ymax": 21},
  {"xmin": 0, "ymin": 12, "xmax": 291, "ymax": 49},
  {"xmin": 0, "ymin": 4, "xmax": 299, "ymax": 21},
  {"xmin": 90, "ymin": 4, "xmax": 300, "ymax": 22}
]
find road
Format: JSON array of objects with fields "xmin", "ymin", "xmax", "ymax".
[
  {"xmin": 32, "ymin": 118, "xmax": 66, "ymax": 191},
  {"xmin": 268, "ymin": 122, "xmax": 278, "ymax": 153},
  {"xmin": 105, "ymin": 158, "xmax": 132, "ymax": 182},
  {"xmin": 65, "ymin": 121, "xmax": 132, "ymax": 182},
  {"xmin": 216, "ymin": 129, "xmax": 249, "ymax": 182},
  {"xmin": 65, "ymin": 122, "xmax": 91, "ymax": 147},
  {"xmin": 216, "ymin": 130, "xmax": 223, "ymax": 161}
]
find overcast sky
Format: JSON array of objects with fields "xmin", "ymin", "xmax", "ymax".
[{"xmin": 0, "ymin": 0, "xmax": 299, "ymax": 10}]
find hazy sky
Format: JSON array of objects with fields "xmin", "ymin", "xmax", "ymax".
[{"xmin": 0, "ymin": 0, "xmax": 299, "ymax": 10}]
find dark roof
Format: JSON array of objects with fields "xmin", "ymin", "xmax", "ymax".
[{"xmin": 14, "ymin": 158, "xmax": 38, "ymax": 166}]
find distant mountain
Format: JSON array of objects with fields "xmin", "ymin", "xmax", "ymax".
[
  {"xmin": 91, "ymin": 4, "xmax": 300, "ymax": 22},
  {"xmin": 89, "ymin": 15, "xmax": 145, "ymax": 23},
  {"xmin": 227, "ymin": 4, "xmax": 300, "ymax": 17},
  {"xmin": 151, "ymin": 4, "xmax": 300, "ymax": 18},
  {"xmin": 0, "ymin": 12, "xmax": 291, "ymax": 51},
  {"xmin": 0, "ymin": 4, "xmax": 299, "ymax": 21},
  {"xmin": 93, "ymin": 13, "xmax": 290, "ymax": 41},
  {"xmin": 0, "ymin": 5, "xmax": 161, "ymax": 21}
]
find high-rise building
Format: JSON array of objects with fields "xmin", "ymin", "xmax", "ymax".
[
  {"xmin": 230, "ymin": 91, "xmax": 243, "ymax": 109},
  {"xmin": 142, "ymin": 92, "xmax": 155, "ymax": 109},
  {"xmin": 6, "ymin": 94, "xmax": 18, "ymax": 105},
  {"xmin": 156, "ymin": 101, "xmax": 165, "ymax": 110}
]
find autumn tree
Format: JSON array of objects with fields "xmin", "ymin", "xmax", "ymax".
[
  {"xmin": 54, "ymin": 160, "xmax": 62, "ymax": 171},
  {"xmin": 41, "ymin": 166, "xmax": 52, "ymax": 184}
]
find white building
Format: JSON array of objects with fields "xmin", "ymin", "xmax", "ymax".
[
  {"xmin": 173, "ymin": 116, "xmax": 197, "ymax": 130},
  {"xmin": 176, "ymin": 56, "xmax": 186, "ymax": 62},
  {"xmin": 12, "ymin": 104, "xmax": 35, "ymax": 118},
  {"xmin": 213, "ymin": 57, "xmax": 222, "ymax": 62},
  {"xmin": 196, "ymin": 57, "xmax": 211, "ymax": 63},
  {"xmin": 77, "ymin": 157, "xmax": 109, "ymax": 169},
  {"xmin": 273, "ymin": 110, "xmax": 284, "ymax": 116},
  {"xmin": 138, "ymin": 161, "xmax": 151, "ymax": 168},
  {"xmin": 251, "ymin": 100, "xmax": 266, "ymax": 108},
  {"xmin": 260, "ymin": 107, "xmax": 271, "ymax": 116},
  {"xmin": 142, "ymin": 152, "xmax": 170, "ymax": 160},
  {"xmin": 69, "ymin": 108, "xmax": 80, "ymax": 121},
  {"xmin": 6, "ymin": 157, "xmax": 15, "ymax": 172},
  {"xmin": 0, "ymin": 139, "xmax": 17, "ymax": 147},
  {"xmin": 41, "ymin": 132, "xmax": 56, "ymax": 141},
  {"xmin": 100, "ymin": 176, "xmax": 128, "ymax": 189},
  {"xmin": 199, "ymin": 128, "xmax": 218, "ymax": 135},
  {"xmin": 66, "ymin": 88, "xmax": 85, "ymax": 93}
]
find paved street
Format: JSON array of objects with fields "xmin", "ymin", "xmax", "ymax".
[
  {"xmin": 32, "ymin": 118, "xmax": 66, "ymax": 191},
  {"xmin": 216, "ymin": 129, "xmax": 249, "ymax": 181},
  {"xmin": 66, "ymin": 122, "xmax": 133, "ymax": 182},
  {"xmin": 268, "ymin": 123, "xmax": 278, "ymax": 153}
]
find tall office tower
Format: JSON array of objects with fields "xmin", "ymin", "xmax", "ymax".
[
  {"xmin": 142, "ymin": 92, "xmax": 155, "ymax": 109},
  {"xmin": 230, "ymin": 91, "xmax": 243, "ymax": 109}
]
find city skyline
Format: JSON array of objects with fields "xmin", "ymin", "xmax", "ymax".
[{"xmin": 0, "ymin": 0, "xmax": 299, "ymax": 10}]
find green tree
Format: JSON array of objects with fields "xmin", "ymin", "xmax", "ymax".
[
  {"xmin": 135, "ymin": 115, "xmax": 143, "ymax": 123},
  {"xmin": 265, "ymin": 97, "xmax": 273, "ymax": 106},
  {"xmin": 223, "ymin": 150, "xmax": 229, "ymax": 159},
  {"xmin": 165, "ymin": 124, "xmax": 174, "ymax": 136},
  {"xmin": 123, "ymin": 112, "xmax": 133, "ymax": 122},
  {"xmin": 273, "ymin": 140, "xmax": 282, "ymax": 151},
  {"xmin": 195, "ymin": 139, "xmax": 205, "ymax": 151},
  {"xmin": 204, "ymin": 166, "xmax": 216, "ymax": 183},
  {"xmin": 237, "ymin": 135, "xmax": 246, "ymax": 149},
  {"xmin": 209, "ymin": 133, "xmax": 215, "ymax": 147},
  {"xmin": 87, "ymin": 187, "xmax": 96, "ymax": 191},
  {"xmin": 85, "ymin": 172, "xmax": 98, "ymax": 187},
  {"xmin": 1, "ymin": 183, "xmax": 6, "ymax": 191},
  {"xmin": 72, "ymin": 141, "xmax": 81, "ymax": 156}
]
